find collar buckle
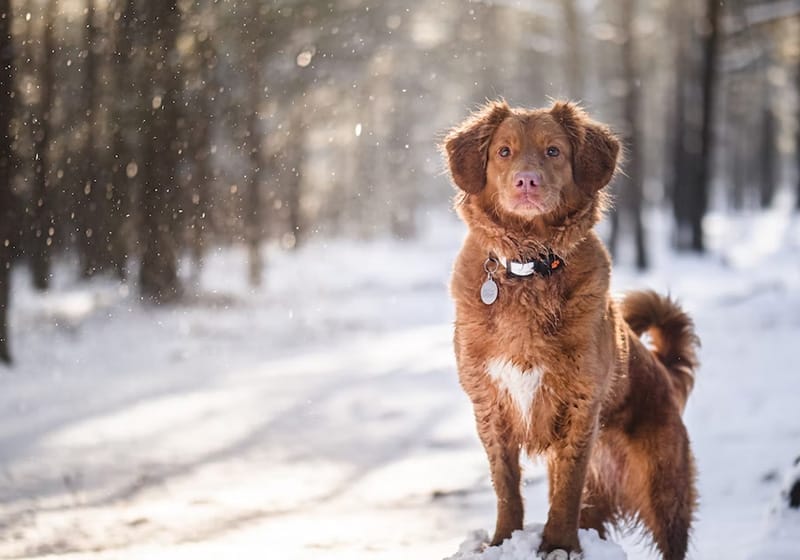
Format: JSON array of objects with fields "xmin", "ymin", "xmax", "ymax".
[{"xmin": 496, "ymin": 251, "xmax": 563, "ymax": 279}]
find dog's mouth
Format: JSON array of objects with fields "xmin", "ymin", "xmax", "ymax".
[{"xmin": 513, "ymin": 191, "xmax": 548, "ymax": 212}]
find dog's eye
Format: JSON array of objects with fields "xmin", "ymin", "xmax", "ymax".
[
  {"xmin": 498, "ymin": 146, "xmax": 511, "ymax": 158},
  {"xmin": 546, "ymin": 146, "xmax": 560, "ymax": 157}
]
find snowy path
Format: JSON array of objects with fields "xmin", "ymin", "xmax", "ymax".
[{"xmin": 1, "ymin": 213, "xmax": 799, "ymax": 559}]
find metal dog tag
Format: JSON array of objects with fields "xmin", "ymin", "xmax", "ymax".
[{"xmin": 480, "ymin": 278, "xmax": 498, "ymax": 305}]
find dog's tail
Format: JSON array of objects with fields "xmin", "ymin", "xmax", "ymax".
[{"xmin": 622, "ymin": 290, "xmax": 700, "ymax": 411}]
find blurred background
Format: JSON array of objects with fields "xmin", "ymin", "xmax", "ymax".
[
  {"xmin": 0, "ymin": 0, "xmax": 799, "ymax": 318},
  {"xmin": 1, "ymin": 1, "xmax": 800, "ymax": 559}
]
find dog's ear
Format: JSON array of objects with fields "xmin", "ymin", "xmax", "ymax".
[
  {"xmin": 550, "ymin": 101, "xmax": 620, "ymax": 192},
  {"xmin": 443, "ymin": 100, "xmax": 511, "ymax": 194}
]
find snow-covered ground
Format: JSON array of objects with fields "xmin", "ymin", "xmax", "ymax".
[
  {"xmin": 447, "ymin": 525, "xmax": 626, "ymax": 560},
  {"xmin": 1, "ymin": 207, "xmax": 799, "ymax": 559}
]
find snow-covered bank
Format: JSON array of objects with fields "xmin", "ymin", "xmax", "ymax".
[
  {"xmin": 448, "ymin": 526, "xmax": 626, "ymax": 560},
  {"xmin": 1, "ymin": 210, "xmax": 799, "ymax": 559}
]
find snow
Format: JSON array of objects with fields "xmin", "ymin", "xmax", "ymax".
[
  {"xmin": 1, "ymin": 208, "xmax": 800, "ymax": 559},
  {"xmin": 744, "ymin": 457, "xmax": 800, "ymax": 559},
  {"xmin": 447, "ymin": 526, "xmax": 626, "ymax": 560}
]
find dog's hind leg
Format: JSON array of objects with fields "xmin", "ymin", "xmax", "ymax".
[
  {"xmin": 579, "ymin": 472, "xmax": 616, "ymax": 539},
  {"xmin": 622, "ymin": 421, "xmax": 696, "ymax": 560},
  {"xmin": 578, "ymin": 438, "xmax": 624, "ymax": 539}
]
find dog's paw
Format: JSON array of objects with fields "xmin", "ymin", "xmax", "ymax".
[{"xmin": 538, "ymin": 549, "xmax": 583, "ymax": 560}]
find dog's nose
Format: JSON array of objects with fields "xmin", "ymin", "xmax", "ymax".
[{"xmin": 514, "ymin": 171, "xmax": 541, "ymax": 190}]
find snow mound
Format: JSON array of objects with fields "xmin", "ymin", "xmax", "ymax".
[
  {"xmin": 446, "ymin": 525, "xmax": 626, "ymax": 560},
  {"xmin": 782, "ymin": 456, "xmax": 800, "ymax": 509},
  {"xmin": 745, "ymin": 457, "xmax": 800, "ymax": 559}
]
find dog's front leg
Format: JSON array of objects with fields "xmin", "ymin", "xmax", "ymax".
[
  {"xmin": 473, "ymin": 401, "xmax": 523, "ymax": 546},
  {"xmin": 540, "ymin": 411, "xmax": 598, "ymax": 556}
]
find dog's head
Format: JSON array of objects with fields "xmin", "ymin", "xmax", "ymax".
[{"xmin": 443, "ymin": 100, "xmax": 619, "ymax": 220}]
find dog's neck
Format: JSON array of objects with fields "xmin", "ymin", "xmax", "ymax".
[{"xmin": 456, "ymin": 192, "xmax": 606, "ymax": 262}]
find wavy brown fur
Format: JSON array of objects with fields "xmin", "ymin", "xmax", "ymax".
[
  {"xmin": 622, "ymin": 290, "xmax": 700, "ymax": 410},
  {"xmin": 444, "ymin": 100, "xmax": 699, "ymax": 560}
]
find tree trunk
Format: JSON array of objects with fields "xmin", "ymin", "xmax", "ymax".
[
  {"xmin": 245, "ymin": 5, "xmax": 265, "ymax": 287},
  {"xmin": 0, "ymin": 0, "xmax": 15, "ymax": 363},
  {"xmin": 692, "ymin": 0, "xmax": 722, "ymax": 252},
  {"xmin": 0, "ymin": 246, "xmax": 9, "ymax": 365},
  {"xmin": 670, "ymin": 0, "xmax": 720, "ymax": 252},
  {"xmin": 669, "ymin": 17, "xmax": 690, "ymax": 246},
  {"xmin": 139, "ymin": 0, "xmax": 182, "ymax": 303},
  {"xmin": 187, "ymin": 37, "xmax": 215, "ymax": 286},
  {"xmin": 620, "ymin": 0, "xmax": 648, "ymax": 270},
  {"xmin": 285, "ymin": 145, "xmax": 303, "ymax": 249},
  {"xmin": 795, "ymin": 51, "xmax": 800, "ymax": 210},
  {"xmin": 562, "ymin": 0, "xmax": 583, "ymax": 98},
  {"xmin": 31, "ymin": 0, "xmax": 57, "ymax": 290},
  {"xmin": 108, "ymin": 0, "xmax": 136, "ymax": 280},
  {"xmin": 246, "ymin": 112, "xmax": 264, "ymax": 287},
  {"xmin": 0, "ymin": 190, "xmax": 20, "ymax": 364},
  {"xmin": 759, "ymin": 105, "xmax": 776, "ymax": 208},
  {"xmin": 669, "ymin": 0, "xmax": 695, "ymax": 249},
  {"xmin": 731, "ymin": 129, "xmax": 745, "ymax": 210},
  {"xmin": 282, "ymin": 105, "xmax": 305, "ymax": 249},
  {"xmin": 387, "ymin": 51, "xmax": 417, "ymax": 240},
  {"xmin": 78, "ymin": 0, "xmax": 105, "ymax": 277}
]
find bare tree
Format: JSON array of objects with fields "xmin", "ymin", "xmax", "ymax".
[
  {"xmin": 759, "ymin": 103, "xmax": 777, "ymax": 208},
  {"xmin": 77, "ymin": 0, "xmax": 106, "ymax": 277},
  {"xmin": 666, "ymin": 0, "xmax": 689, "ymax": 230},
  {"xmin": 796, "ymin": 54, "xmax": 800, "ymax": 210},
  {"xmin": 671, "ymin": 0, "xmax": 721, "ymax": 252},
  {"xmin": 693, "ymin": 0, "xmax": 722, "ymax": 250},
  {"xmin": 284, "ymin": 104, "xmax": 305, "ymax": 249},
  {"xmin": 0, "ymin": 0, "xmax": 15, "ymax": 363},
  {"xmin": 185, "ymin": 32, "xmax": 216, "ymax": 285},
  {"xmin": 0, "ymin": 186, "xmax": 18, "ymax": 364},
  {"xmin": 0, "ymin": 0, "xmax": 794, "ymax": 298},
  {"xmin": 562, "ymin": 0, "xmax": 584, "ymax": 98},
  {"xmin": 619, "ymin": 0, "xmax": 647, "ymax": 269},
  {"xmin": 138, "ymin": 0, "xmax": 183, "ymax": 302},
  {"xmin": 30, "ymin": 0, "xmax": 56, "ymax": 290},
  {"xmin": 244, "ymin": 4, "xmax": 266, "ymax": 286},
  {"xmin": 602, "ymin": 0, "xmax": 646, "ymax": 268},
  {"xmin": 108, "ymin": 0, "xmax": 137, "ymax": 279}
]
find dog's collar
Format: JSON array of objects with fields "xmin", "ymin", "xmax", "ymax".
[{"xmin": 492, "ymin": 251, "xmax": 564, "ymax": 278}]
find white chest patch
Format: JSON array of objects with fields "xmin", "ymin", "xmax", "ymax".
[{"xmin": 486, "ymin": 358, "xmax": 543, "ymax": 425}]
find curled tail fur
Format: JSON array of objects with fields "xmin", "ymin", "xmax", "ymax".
[{"xmin": 622, "ymin": 290, "xmax": 700, "ymax": 411}]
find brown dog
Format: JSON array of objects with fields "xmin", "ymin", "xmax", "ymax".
[{"xmin": 443, "ymin": 100, "xmax": 699, "ymax": 560}]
